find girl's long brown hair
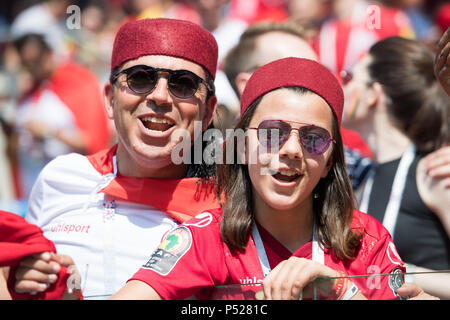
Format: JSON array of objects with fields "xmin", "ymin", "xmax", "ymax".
[{"xmin": 216, "ymin": 87, "xmax": 362, "ymax": 260}]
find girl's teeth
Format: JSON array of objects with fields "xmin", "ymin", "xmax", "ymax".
[{"xmin": 278, "ymin": 170, "xmax": 298, "ymax": 176}]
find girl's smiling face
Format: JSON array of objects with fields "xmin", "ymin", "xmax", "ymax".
[{"xmin": 246, "ymin": 88, "xmax": 335, "ymax": 212}]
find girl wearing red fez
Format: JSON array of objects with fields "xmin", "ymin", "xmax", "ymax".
[{"xmin": 111, "ymin": 58, "xmax": 427, "ymax": 300}]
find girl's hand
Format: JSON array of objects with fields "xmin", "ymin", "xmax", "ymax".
[{"xmin": 259, "ymin": 257, "xmax": 362, "ymax": 300}]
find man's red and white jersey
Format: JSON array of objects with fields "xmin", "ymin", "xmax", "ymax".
[{"xmin": 131, "ymin": 209, "xmax": 406, "ymax": 300}]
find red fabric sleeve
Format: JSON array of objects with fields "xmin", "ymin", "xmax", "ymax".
[
  {"xmin": 0, "ymin": 211, "xmax": 71, "ymax": 300},
  {"xmin": 351, "ymin": 211, "xmax": 406, "ymax": 300},
  {"xmin": 0, "ymin": 211, "xmax": 55, "ymax": 266},
  {"xmin": 361, "ymin": 233, "xmax": 406, "ymax": 300}
]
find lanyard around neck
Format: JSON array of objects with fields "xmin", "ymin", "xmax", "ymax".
[
  {"xmin": 359, "ymin": 145, "xmax": 416, "ymax": 239},
  {"xmin": 252, "ymin": 220, "xmax": 324, "ymax": 277}
]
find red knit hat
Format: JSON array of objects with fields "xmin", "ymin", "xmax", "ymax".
[
  {"xmin": 110, "ymin": 18, "xmax": 218, "ymax": 79},
  {"xmin": 240, "ymin": 57, "xmax": 344, "ymax": 125}
]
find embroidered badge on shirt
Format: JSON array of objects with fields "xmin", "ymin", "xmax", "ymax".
[
  {"xmin": 389, "ymin": 267, "xmax": 405, "ymax": 299},
  {"xmin": 142, "ymin": 226, "xmax": 192, "ymax": 275}
]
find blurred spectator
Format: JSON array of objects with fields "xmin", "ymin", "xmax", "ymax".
[
  {"xmin": 10, "ymin": 0, "xmax": 73, "ymax": 60},
  {"xmin": 0, "ymin": 71, "xmax": 16, "ymax": 203},
  {"xmin": 12, "ymin": 33, "xmax": 112, "ymax": 198},
  {"xmin": 435, "ymin": 2, "xmax": 450, "ymax": 36},
  {"xmin": 382, "ymin": 0, "xmax": 439, "ymax": 43},
  {"xmin": 221, "ymin": 20, "xmax": 317, "ymax": 131},
  {"xmin": 72, "ymin": 0, "xmax": 119, "ymax": 83},
  {"xmin": 287, "ymin": 0, "xmax": 330, "ymax": 41},
  {"xmin": 342, "ymin": 36, "xmax": 450, "ymax": 298},
  {"xmin": 193, "ymin": 0, "xmax": 248, "ymax": 124},
  {"xmin": 193, "ymin": 0, "xmax": 248, "ymax": 61},
  {"xmin": 228, "ymin": 0, "xmax": 289, "ymax": 24},
  {"xmin": 316, "ymin": 0, "xmax": 415, "ymax": 81},
  {"xmin": 223, "ymin": 20, "xmax": 317, "ymax": 97},
  {"xmin": 134, "ymin": 0, "xmax": 201, "ymax": 24}
]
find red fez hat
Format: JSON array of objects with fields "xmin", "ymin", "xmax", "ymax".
[
  {"xmin": 240, "ymin": 57, "xmax": 344, "ymax": 125},
  {"xmin": 111, "ymin": 18, "xmax": 218, "ymax": 79}
]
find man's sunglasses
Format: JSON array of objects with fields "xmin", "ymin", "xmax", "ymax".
[
  {"xmin": 110, "ymin": 65, "xmax": 214, "ymax": 99},
  {"xmin": 248, "ymin": 120, "xmax": 336, "ymax": 155}
]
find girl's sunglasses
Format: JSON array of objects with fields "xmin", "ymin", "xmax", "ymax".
[
  {"xmin": 248, "ymin": 120, "xmax": 336, "ymax": 155},
  {"xmin": 110, "ymin": 65, "xmax": 214, "ymax": 99}
]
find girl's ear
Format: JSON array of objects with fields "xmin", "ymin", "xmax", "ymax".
[{"xmin": 367, "ymin": 81, "xmax": 384, "ymax": 109}]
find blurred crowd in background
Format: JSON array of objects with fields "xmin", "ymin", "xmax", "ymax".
[{"xmin": 0, "ymin": 0, "xmax": 449, "ymax": 216}]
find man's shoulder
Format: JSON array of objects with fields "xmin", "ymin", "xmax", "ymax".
[
  {"xmin": 182, "ymin": 209, "xmax": 222, "ymax": 227},
  {"xmin": 43, "ymin": 152, "xmax": 91, "ymax": 171},
  {"xmin": 38, "ymin": 152, "xmax": 105, "ymax": 185},
  {"xmin": 180, "ymin": 209, "xmax": 223, "ymax": 237}
]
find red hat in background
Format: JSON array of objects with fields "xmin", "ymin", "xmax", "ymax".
[
  {"xmin": 436, "ymin": 3, "xmax": 450, "ymax": 34},
  {"xmin": 240, "ymin": 57, "xmax": 344, "ymax": 125},
  {"xmin": 110, "ymin": 18, "xmax": 218, "ymax": 79}
]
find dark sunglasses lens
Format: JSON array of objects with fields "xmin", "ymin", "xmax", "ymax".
[
  {"xmin": 257, "ymin": 120, "xmax": 290, "ymax": 149},
  {"xmin": 127, "ymin": 69, "xmax": 157, "ymax": 93},
  {"xmin": 299, "ymin": 126, "xmax": 331, "ymax": 155},
  {"xmin": 169, "ymin": 72, "xmax": 199, "ymax": 98}
]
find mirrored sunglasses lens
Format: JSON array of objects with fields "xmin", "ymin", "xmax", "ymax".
[
  {"xmin": 169, "ymin": 73, "xmax": 198, "ymax": 98},
  {"xmin": 258, "ymin": 120, "xmax": 290, "ymax": 149},
  {"xmin": 128, "ymin": 69, "xmax": 157, "ymax": 93},
  {"xmin": 300, "ymin": 127, "xmax": 331, "ymax": 155}
]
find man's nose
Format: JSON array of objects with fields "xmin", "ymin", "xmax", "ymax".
[{"xmin": 145, "ymin": 76, "xmax": 172, "ymax": 106}]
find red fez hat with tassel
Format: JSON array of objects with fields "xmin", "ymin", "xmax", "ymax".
[
  {"xmin": 111, "ymin": 18, "xmax": 218, "ymax": 79},
  {"xmin": 240, "ymin": 57, "xmax": 344, "ymax": 125}
]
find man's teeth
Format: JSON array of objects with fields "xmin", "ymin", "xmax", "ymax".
[{"xmin": 141, "ymin": 116, "xmax": 174, "ymax": 125}]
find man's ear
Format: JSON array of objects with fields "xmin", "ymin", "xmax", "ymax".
[
  {"xmin": 235, "ymin": 72, "xmax": 252, "ymax": 97},
  {"xmin": 203, "ymin": 94, "xmax": 217, "ymax": 131},
  {"xmin": 104, "ymin": 82, "xmax": 115, "ymax": 120}
]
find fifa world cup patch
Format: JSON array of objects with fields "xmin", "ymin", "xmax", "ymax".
[{"xmin": 142, "ymin": 226, "xmax": 192, "ymax": 275}]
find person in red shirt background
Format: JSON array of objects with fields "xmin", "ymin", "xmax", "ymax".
[
  {"xmin": 315, "ymin": 0, "xmax": 415, "ymax": 81},
  {"xmin": 12, "ymin": 33, "xmax": 112, "ymax": 199}
]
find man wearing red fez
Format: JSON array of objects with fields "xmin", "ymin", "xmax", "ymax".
[{"xmin": 7, "ymin": 18, "xmax": 220, "ymax": 299}]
